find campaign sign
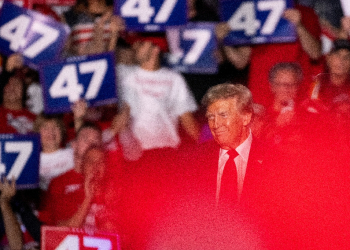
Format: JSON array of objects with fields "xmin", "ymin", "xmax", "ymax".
[
  {"xmin": 32, "ymin": 0, "xmax": 75, "ymax": 5},
  {"xmin": 40, "ymin": 52, "xmax": 118, "ymax": 114},
  {"xmin": 0, "ymin": 133, "xmax": 40, "ymax": 189},
  {"xmin": 0, "ymin": 1, "xmax": 69, "ymax": 68},
  {"xmin": 166, "ymin": 22, "xmax": 218, "ymax": 74},
  {"xmin": 220, "ymin": 0, "xmax": 296, "ymax": 45},
  {"xmin": 115, "ymin": 0, "xmax": 187, "ymax": 31},
  {"xmin": 0, "ymin": 0, "xmax": 31, "ymax": 9},
  {"xmin": 41, "ymin": 226, "xmax": 122, "ymax": 250}
]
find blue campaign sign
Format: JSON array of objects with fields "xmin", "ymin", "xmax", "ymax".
[
  {"xmin": 166, "ymin": 22, "xmax": 218, "ymax": 74},
  {"xmin": 0, "ymin": 133, "xmax": 40, "ymax": 189},
  {"xmin": 0, "ymin": 0, "xmax": 30, "ymax": 9},
  {"xmin": 40, "ymin": 52, "xmax": 118, "ymax": 114},
  {"xmin": 115, "ymin": 0, "xmax": 187, "ymax": 31},
  {"xmin": 0, "ymin": 1, "xmax": 69, "ymax": 68},
  {"xmin": 220, "ymin": 0, "xmax": 296, "ymax": 45}
]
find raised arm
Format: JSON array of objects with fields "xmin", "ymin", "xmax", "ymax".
[
  {"xmin": 215, "ymin": 22, "xmax": 252, "ymax": 69},
  {"xmin": 72, "ymin": 99, "xmax": 88, "ymax": 132},
  {"xmin": 223, "ymin": 45, "xmax": 252, "ymax": 70},
  {"xmin": 107, "ymin": 15, "xmax": 126, "ymax": 52},
  {"xmin": 0, "ymin": 178, "xmax": 23, "ymax": 250},
  {"xmin": 284, "ymin": 8, "xmax": 322, "ymax": 60}
]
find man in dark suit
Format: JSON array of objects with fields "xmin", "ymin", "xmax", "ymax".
[
  {"xmin": 194, "ymin": 83, "xmax": 268, "ymax": 210},
  {"xmin": 152, "ymin": 83, "xmax": 268, "ymax": 249},
  {"xmin": 171, "ymin": 83, "xmax": 350, "ymax": 249}
]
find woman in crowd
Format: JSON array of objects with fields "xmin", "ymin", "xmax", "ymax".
[
  {"xmin": 0, "ymin": 72, "xmax": 36, "ymax": 134},
  {"xmin": 34, "ymin": 114, "xmax": 74, "ymax": 192}
]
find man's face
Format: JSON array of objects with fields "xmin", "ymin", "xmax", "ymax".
[
  {"xmin": 39, "ymin": 120, "xmax": 62, "ymax": 152},
  {"xmin": 327, "ymin": 49, "xmax": 350, "ymax": 77},
  {"xmin": 206, "ymin": 98, "xmax": 251, "ymax": 150},
  {"xmin": 73, "ymin": 127, "xmax": 102, "ymax": 161},
  {"xmin": 135, "ymin": 41, "xmax": 160, "ymax": 64},
  {"xmin": 83, "ymin": 148, "xmax": 106, "ymax": 183},
  {"xmin": 3, "ymin": 77, "xmax": 23, "ymax": 104},
  {"xmin": 271, "ymin": 69, "xmax": 299, "ymax": 104}
]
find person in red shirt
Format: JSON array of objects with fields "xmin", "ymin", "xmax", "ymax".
[
  {"xmin": 261, "ymin": 62, "xmax": 323, "ymax": 153},
  {"xmin": 309, "ymin": 39, "xmax": 350, "ymax": 108},
  {"xmin": 249, "ymin": 4, "xmax": 322, "ymax": 106},
  {"xmin": 45, "ymin": 145, "xmax": 107, "ymax": 230},
  {"xmin": 0, "ymin": 73, "xmax": 36, "ymax": 134},
  {"xmin": 40, "ymin": 121, "xmax": 124, "ymax": 232},
  {"xmin": 217, "ymin": 3, "xmax": 323, "ymax": 107},
  {"xmin": 40, "ymin": 122, "xmax": 104, "ymax": 226},
  {"xmin": 309, "ymin": 39, "xmax": 350, "ymax": 151}
]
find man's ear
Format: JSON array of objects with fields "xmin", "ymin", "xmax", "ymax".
[{"xmin": 242, "ymin": 112, "xmax": 253, "ymax": 126}]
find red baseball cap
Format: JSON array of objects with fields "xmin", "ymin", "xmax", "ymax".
[{"xmin": 125, "ymin": 32, "xmax": 169, "ymax": 52}]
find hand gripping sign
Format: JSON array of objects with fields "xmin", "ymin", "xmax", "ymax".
[
  {"xmin": 41, "ymin": 226, "xmax": 121, "ymax": 250},
  {"xmin": 0, "ymin": 133, "xmax": 40, "ymax": 189},
  {"xmin": 115, "ymin": 0, "xmax": 187, "ymax": 31},
  {"xmin": 0, "ymin": 1, "xmax": 69, "ymax": 68},
  {"xmin": 40, "ymin": 52, "xmax": 118, "ymax": 114},
  {"xmin": 166, "ymin": 22, "xmax": 218, "ymax": 74},
  {"xmin": 220, "ymin": 0, "xmax": 296, "ymax": 45}
]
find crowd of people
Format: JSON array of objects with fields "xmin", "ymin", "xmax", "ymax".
[{"xmin": 0, "ymin": 0, "xmax": 349, "ymax": 249}]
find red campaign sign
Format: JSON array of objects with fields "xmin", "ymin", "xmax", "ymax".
[
  {"xmin": 41, "ymin": 226, "xmax": 122, "ymax": 250},
  {"xmin": 32, "ymin": 0, "xmax": 75, "ymax": 5}
]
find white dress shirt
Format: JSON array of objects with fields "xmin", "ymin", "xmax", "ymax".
[{"xmin": 216, "ymin": 131, "xmax": 253, "ymax": 204}]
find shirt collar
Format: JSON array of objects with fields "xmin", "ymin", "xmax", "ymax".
[
  {"xmin": 236, "ymin": 130, "xmax": 252, "ymax": 162},
  {"xmin": 219, "ymin": 130, "xmax": 253, "ymax": 162}
]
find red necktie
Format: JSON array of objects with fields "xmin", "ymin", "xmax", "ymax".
[{"xmin": 219, "ymin": 150, "xmax": 238, "ymax": 207}]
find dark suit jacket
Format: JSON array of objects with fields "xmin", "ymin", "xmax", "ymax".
[
  {"xmin": 178, "ymin": 135, "xmax": 350, "ymax": 249},
  {"xmin": 179, "ymin": 137, "xmax": 268, "ymax": 211}
]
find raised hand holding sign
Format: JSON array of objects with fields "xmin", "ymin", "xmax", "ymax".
[
  {"xmin": 0, "ymin": 134, "xmax": 40, "ymax": 189},
  {"xmin": 220, "ymin": 0, "xmax": 296, "ymax": 45},
  {"xmin": 116, "ymin": 0, "xmax": 187, "ymax": 31},
  {"xmin": 0, "ymin": 2, "xmax": 69, "ymax": 68},
  {"xmin": 166, "ymin": 22, "xmax": 218, "ymax": 74},
  {"xmin": 40, "ymin": 52, "xmax": 117, "ymax": 114}
]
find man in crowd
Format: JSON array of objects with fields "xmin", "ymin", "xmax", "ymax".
[
  {"xmin": 192, "ymin": 83, "xmax": 350, "ymax": 249},
  {"xmin": 39, "ymin": 122, "xmax": 105, "ymax": 228},
  {"xmin": 142, "ymin": 83, "xmax": 267, "ymax": 249},
  {"xmin": 120, "ymin": 35, "xmax": 200, "ymax": 154},
  {"xmin": 262, "ymin": 62, "xmax": 323, "ymax": 152},
  {"xmin": 197, "ymin": 83, "xmax": 267, "ymax": 210},
  {"xmin": 310, "ymin": 39, "xmax": 350, "ymax": 106},
  {"xmin": 216, "ymin": 2, "xmax": 322, "ymax": 107}
]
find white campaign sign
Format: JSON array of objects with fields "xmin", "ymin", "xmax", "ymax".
[
  {"xmin": 0, "ymin": 14, "xmax": 60, "ymax": 58},
  {"xmin": 120, "ymin": 0, "xmax": 177, "ymax": 24},
  {"xmin": 55, "ymin": 235, "xmax": 112, "ymax": 250},
  {"xmin": 41, "ymin": 226, "xmax": 121, "ymax": 250},
  {"xmin": 0, "ymin": 141, "xmax": 33, "ymax": 180},
  {"xmin": 182, "ymin": 29, "xmax": 211, "ymax": 64},
  {"xmin": 228, "ymin": 0, "xmax": 285, "ymax": 36},
  {"xmin": 0, "ymin": 0, "xmax": 26, "ymax": 8},
  {"xmin": 48, "ymin": 59, "xmax": 108, "ymax": 102}
]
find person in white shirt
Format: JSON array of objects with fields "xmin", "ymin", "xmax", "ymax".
[
  {"xmin": 34, "ymin": 114, "xmax": 74, "ymax": 191},
  {"xmin": 120, "ymin": 37, "xmax": 200, "ymax": 151}
]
